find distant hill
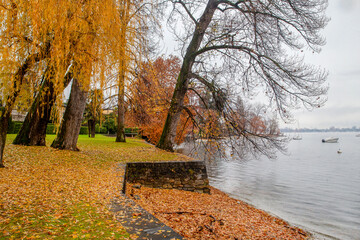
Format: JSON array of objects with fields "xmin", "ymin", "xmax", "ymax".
[{"xmin": 281, "ymin": 127, "xmax": 360, "ymax": 133}]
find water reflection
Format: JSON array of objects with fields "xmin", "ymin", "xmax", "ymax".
[{"xmin": 176, "ymin": 133, "xmax": 360, "ymax": 240}]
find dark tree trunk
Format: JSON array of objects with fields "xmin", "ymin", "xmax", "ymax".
[
  {"xmin": 156, "ymin": 0, "xmax": 218, "ymax": 151},
  {"xmin": 90, "ymin": 120, "xmax": 95, "ymax": 138},
  {"xmin": 0, "ymin": 113, "xmax": 10, "ymax": 168},
  {"xmin": 88, "ymin": 120, "xmax": 91, "ymax": 137},
  {"xmin": 13, "ymin": 72, "xmax": 55, "ymax": 146},
  {"xmin": 51, "ymin": 79, "xmax": 88, "ymax": 150},
  {"xmin": 13, "ymin": 67, "xmax": 73, "ymax": 146},
  {"xmin": 88, "ymin": 119, "xmax": 95, "ymax": 138},
  {"xmin": 116, "ymin": 75, "xmax": 126, "ymax": 142},
  {"xmin": 0, "ymin": 45, "xmax": 50, "ymax": 167}
]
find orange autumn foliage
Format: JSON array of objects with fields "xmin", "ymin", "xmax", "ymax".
[
  {"xmin": 127, "ymin": 56, "xmax": 192, "ymax": 145},
  {"xmin": 250, "ymin": 116, "xmax": 267, "ymax": 134}
]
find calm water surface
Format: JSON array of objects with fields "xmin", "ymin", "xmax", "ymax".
[{"xmin": 179, "ymin": 132, "xmax": 360, "ymax": 240}]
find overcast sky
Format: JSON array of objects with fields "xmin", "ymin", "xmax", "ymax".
[
  {"xmin": 161, "ymin": 0, "xmax": 360, "ymax": 129},
  {"xmin": 292, "ymin": 0, "xmax": 360, "ymax": 129}
]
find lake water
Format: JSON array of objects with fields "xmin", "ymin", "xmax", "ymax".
[{"xmin": 178, "ymin": 132, "xmax": 360, "ymax": 240}]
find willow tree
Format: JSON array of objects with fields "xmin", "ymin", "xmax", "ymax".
[
  {"xmin": 0, "ymin": 0, "xmax": 53, "ymax": 166},
  {"xmin": 0, "ymin": 50, "xmax": 51, "ymax": 167},
  {"xmin": 50, "ymin": 0, "xmax": 133, "ymax": 150},
  {"xmin": 112, "ymin": 0, "xmax": 159, "ymax": 143},
  {"xmin": 11, "ymin": 0, "xmax": 151, "ymax": 147},
  {"xmin": 49, "ymin": 0, "xmax": 159, "ymax": 148},
  {"xmin": 12, "ymin": 64, "xmax": 74, "ymax": 146},
  {"xmin": 157, "ymin": 0, "xmax": 328, "ymax": 156},
  {"xmin": 50, "ymin": 78, "xmax": 88, "ymax": 150},
  {"xmin": 114, "ymin": 0, "xmax": 132, "ymax": 142},
  {"xmin": 0, "ymin": 0, "xmax": 138, "ymax": 165}
]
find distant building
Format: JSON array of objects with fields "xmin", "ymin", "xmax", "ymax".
[
  {"xmin": 11, "ymin": 110, "xmax": 26, "ymax": 122},
  {"xmin": 102, "ymin": 109, "xmax": 114, "ymax": 115}
]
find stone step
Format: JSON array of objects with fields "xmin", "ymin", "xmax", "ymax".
[{"xmin": 110, "ymin": 193, "xmax": 183, "ymax": 240}]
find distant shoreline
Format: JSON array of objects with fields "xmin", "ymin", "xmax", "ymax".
[{"xmin": 281, "ymin": 129, "xmax": 360, "ymax": 133}]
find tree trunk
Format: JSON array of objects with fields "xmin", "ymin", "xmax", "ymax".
[
  {"xmin": 0, "ymin": 113, "xmax": 10, "ymax": 168},
  {"xmin": 88, "ymin": 119, "xmax": 95, "ymax": 138},
  {"xmin": 116, "ymin": 69, "xmax": 126, "ymax": 142},
  {"xmin": 156, "ymin": 0, "xmax": 218, "ymax": 151},
  {"xmin": 51, "ymin": 79, "xmax": 88, "ymax": 150},
  {"xmin": 13, "ymin": 67, "xmax": 73, "ymax": 146},
  {"xmin": 88, "ymin": 120, "xmax": 91, "ymax": 137},
  {"xmin": 115, "ymin": 1, "xmax": 131, "ymax": 143},
  {"xmin": 13, "ymin": 73, "xmax": 55, "ymax": 146},
  {"xmin": 0, "ymin": 46, "xmax": 50, "ymax": 166},
  {"xmin": 90, "ymin": 120, "xmax": 95, "ymax": 138}
]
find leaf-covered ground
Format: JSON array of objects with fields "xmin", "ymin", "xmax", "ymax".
[
  {"xmin": 0, "ymin": 134, "xmax": 190, "ymax": 239},
  {"xmin": 1, "ymin": 134, "xmax": 309, "ymax": 239},
  {"xmin": 127, "ymin": 185, "xmax": 310, "ymax": 240}
]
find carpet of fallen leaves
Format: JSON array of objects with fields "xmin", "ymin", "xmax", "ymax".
[
  {"xmin": 1, "ymin": 133, "xmax": 310, "ymax": 240},
  {"xmin": 0, "ymin": 134, "xmax": 190, "ymax": 239},
  {"xmin": 127, "ymin": 185, "xmax": 310, "ymax": 240}
]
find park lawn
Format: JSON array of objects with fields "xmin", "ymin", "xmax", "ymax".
[{"xmin": 0, "ymin": 134, "xmax": 191, "ymax": 239}]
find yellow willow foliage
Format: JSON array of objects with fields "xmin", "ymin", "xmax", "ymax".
[
  {"xmin": 100, "ymin": 0, "xmax": 155, "ymax": 128},
  {"xmin": 113, "ymin": 0, "xmax": 144, "ymax": 99},
  {"xmin": 0, "ymin": 0, "xmax": 138, "ymax": 109}
]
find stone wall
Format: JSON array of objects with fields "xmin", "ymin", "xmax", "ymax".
[{"xmin": 122, "ymin": 161, "xmax": 210, "ymax": 194}]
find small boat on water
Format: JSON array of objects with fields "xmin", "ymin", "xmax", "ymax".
[
  {"xmin": 292, "ymin": 135, "xmax": 302, "ymax": 140},
  {"xmin": 322, "ymin": 137, "xmax": 339, "ymax": 143}
]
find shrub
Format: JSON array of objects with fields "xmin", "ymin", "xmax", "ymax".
[
  {"xmin": 95, "ymin": 124, "xmax": 100, "ymax": 133},
  {"xmin": 100, "ymin": 127, "xmax": 107, "ymax": 134},
  {"xmin": 13, "ymin": 122, "xmax": 23, "ymax": 134},
  {"xmin": 103, "ymin": 118, "xmax": 116, "ymax": 134},
  {"xmin": 46, "ymin": 124, "xmax": 57, "ymax": 134},
  {"xmin": 125, "ymin": 127, "xmax": 139, "ymax": 133},
  {"xmin": 79, "ymin": 126, "xmax": 88, "ymax": 135},
  {"xmin": 7, "ymin": 117, "xmax": 15, "ymax": 134}
]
